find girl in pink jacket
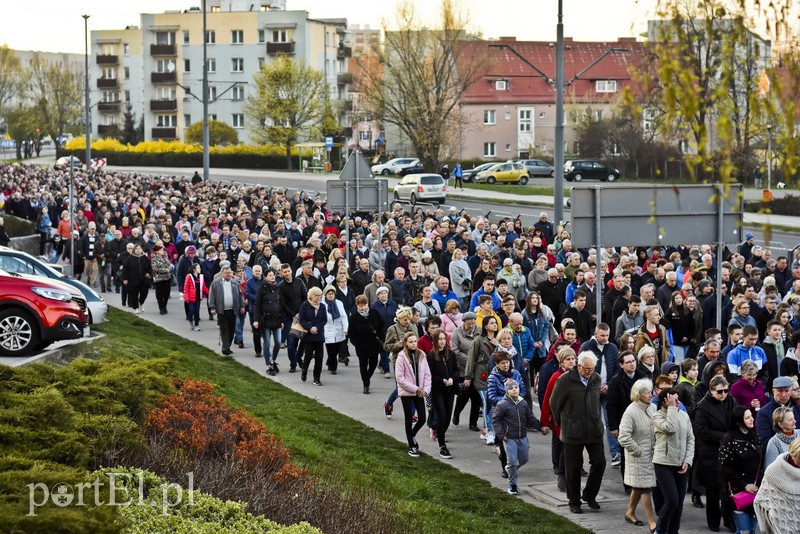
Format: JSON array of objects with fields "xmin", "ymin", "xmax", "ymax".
[{"xmin": 395, "ymin": 332, "xmax": 432, "ymax": 457}]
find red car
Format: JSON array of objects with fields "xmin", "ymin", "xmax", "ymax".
[{"xmin": 0, "ymin": 269, "xmax": 88, "ymax": 356}]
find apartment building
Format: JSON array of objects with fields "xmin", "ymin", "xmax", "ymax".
[{"xmin": 89, "ymin": 0, "xmax": 350, "ymax": 143}]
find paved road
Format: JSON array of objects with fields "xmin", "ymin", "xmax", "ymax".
[{"xmin": 102, "ymin": 292, "xmax": 714, "ymax": 534}]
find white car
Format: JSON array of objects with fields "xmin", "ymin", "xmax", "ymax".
[
  {"xmin": 54, "ymin": 156, "xmax": 84, "ymax": 170},
  {"xmin": 392, "ymin": 173, "xmax": 447, "ymax": 205},
  {"xmin": 371, "ymin": 157, "xmax": 420, "ymax": 176}
]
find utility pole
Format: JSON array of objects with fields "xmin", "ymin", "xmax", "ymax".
[
  {"xmin": 83, "ymin": 14, "xmax": 91, "ymax": 167},
  {"xmin": 554, "ymin": 0, "xmax": 565, "ymax": 228},
  {"xmin": 202, "ymin": 0, "xmax": 210, "ymax": 181}
]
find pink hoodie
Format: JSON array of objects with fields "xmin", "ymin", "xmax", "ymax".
[{"xmin": 395, "ymin": 350, "xmax": 432, "ymax": 397}]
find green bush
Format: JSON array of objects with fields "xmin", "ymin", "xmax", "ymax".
[
  {"xmin": 745, "ymin": 194, "xmax": 800, "ymax": 217},
  {"xmin": 1, "ymin": 214, "xmax": 36, "ymax": 237},
  {"xmin": 57, "ymin": 149, "xmax": 291, "ymax": 170}
]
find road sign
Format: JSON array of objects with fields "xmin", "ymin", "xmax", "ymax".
[
  {"xmin": 325, "ymin": 136, "xmax": 334, "ymax": 148},
  {"xmin": 569, "ymin": 184, "xmax": 744, "ymax": 248},
  {"xmin": 338, "ymin": 150, "xmax": 374, "ymax": 181},
  {"xmin": 326, "ymin": 179, "xmax": 389, "ymax": 212}
]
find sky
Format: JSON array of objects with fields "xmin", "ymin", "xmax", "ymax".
[{"xmin": 1, "ymin": 0, "xmax": 660, "ymax": 54}]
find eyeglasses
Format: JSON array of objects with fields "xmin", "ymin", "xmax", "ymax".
[
  {"xmin": 714, "ymin": 389, "xmax": 729, "ymax": 395},
  {"xmin": 578, "ymin": 365, "xmax": 595, "ymax": 373}
]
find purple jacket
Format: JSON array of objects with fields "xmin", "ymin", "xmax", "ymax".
[{"xmin": 730, "ymin": 377, "xmax": 768, "ymax": 411}]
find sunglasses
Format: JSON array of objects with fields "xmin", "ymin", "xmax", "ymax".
[{"xmin": 714, "ymin": 389, "xmax": 729, "ymax": 394}]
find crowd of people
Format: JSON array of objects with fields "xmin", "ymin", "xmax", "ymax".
[{"xmin": 3, "ymin": 161, "xmax": 800, "ymax": 533}]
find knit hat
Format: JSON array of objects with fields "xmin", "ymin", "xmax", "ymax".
[
  {"xmin": 504, "ymin": 379, "xmax": 519, "ymax": 392},
  {"xmin": 323, "ymin": 284, "xmax": 336, "ymax": 295},
  {"xmin": 462, "ymin": 312, "xmax": 477, "ymax": 321},
  {"xmin": 376, "ymin": 286, "xmax": 389, "ymax": 295},
  {"xmin": 219, "ymin": 260, "xmax": 231, "ymax": 270},
  {"xmin": 745, "ymin": 232, "xmax": 754, "ymax": 240},
  {"xmin": 698, "ymin": 279, "xmax": 712, "ymax": 290},
  {"xmin": 185, "ymin": 245, "xmax": 197, "ymax": 254}
]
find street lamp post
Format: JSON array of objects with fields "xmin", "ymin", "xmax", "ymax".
[
  {"xmin": 554, "ymin": 0, "xmax": 565, "ymax": 227},
  {"xmin": 202, "ymin": 0, "xmax": 210, "ymax": 182},
  {"xmin": 83, "ymin": 14, "xmax": 91, "ymax": 167},
  {"xmin": 766, "ymin": 124, "xmax": 772, "ymax": 192}
]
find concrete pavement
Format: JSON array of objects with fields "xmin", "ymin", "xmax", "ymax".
[{"xmin": 106, "ymin": 291, "xmax": 713, "ymax": 534}]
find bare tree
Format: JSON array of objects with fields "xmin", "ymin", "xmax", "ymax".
[
  {"xmin": 357, "ymin": 0, "xmax": 487, "ymax": 171},
  {"xmin": 0, "ymin": 45, "xmax": 23, "ymax": 119},
  {"xmin": 27, "ymin": 55, "xmax": 82, "ymax": 150}
]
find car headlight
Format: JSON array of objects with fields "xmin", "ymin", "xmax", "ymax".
[{"xmin": 32, "ymin": 287, "xmax": 74, "ymax": 302}]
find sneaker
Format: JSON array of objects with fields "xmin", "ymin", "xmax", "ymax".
[
  {"xmin": 407, "ymin": 446, "xmax": 420, "ymax": 458},
  {"xmin": 237, "ymin": 342, "xmax": 245, "ymax": 349},
  {"xmin": 384, "ymin": 371, "xmax": 391, "ymax": 379},
  {"xmin": 557, "ymin": 474, "xmax": 566, "ymax": 491},
  {"xmin": 501, "ymin": 466, "xmax": 509, "ymax": 479},
  {"xmin": 280, "ymin": 342, "xmax": 287, "ymax": 349},
  {"xmin": 508, "ymin": 485, "xmax": 519, "ymax": 495},
  {"xmin": 439, "ymin": 446, "xmax": 452, "ymax": 459},
  {"xmin": 266, "ymin": 367, "xmax": 276, "ymax": 376},
  {"xmin": 429, "ymin": 428, "xmax": 437, "ymax": 441},
  {"xmin": 611, "ymin": 453, "xmax": 622, "ymax": 467},
  {"xmin": 194, "ymin": 326, "xmax": 201, "ymax": 331},
  {"xmin": 273, "ymin": 363, "xmax": 279, "ymax": 373},
  {"xmin": 301, "ymin": 369, "xmax": 307, "ymax": 382},
  {"xmin": 411, "ymin": 415, "xmax": 418, "ymax": 424},
  {"xmin": 480, "ymin": 428, "xmax": 487, "ymax": 440},
  {"xmin": 384, "ymin": 402, "xmax": 393, "ymax": 419},
  {"xmin": 486, "ymin": 431, "xmax": 495, "ymax": 446},
  {"xmin": 313, "ymin": 380, "xmax": 322, "ymax": 386}
]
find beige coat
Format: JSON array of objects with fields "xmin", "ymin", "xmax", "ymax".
[
  {"xmin": 618, "ymin": 400, "xmax": 657, "ymax": 489},
  {"xmin": 652, "ymin": 406, "xmax": 695, "ymax": 467}
]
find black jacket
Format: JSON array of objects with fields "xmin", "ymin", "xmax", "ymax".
[
  {"xmin": 253, "ymin": 282, "xmax": 284, "ymax": 329},
  {"xmin": 549, "ymin": 367, "xmax": 604, "ymax": 445},
  {"xmin": 348, "ymin": 309, "xmax": 384, "ymax": 355},
  {"xmin": 692, "ymin": 390, "xmax": 737, "ymax": 488},
  {"xmin": 278, "ymin": 277, "xmax": 307, "ymax": 317},
  {"xmin": 606, "ymin": 370, "xmax": 643, "ymax": 432},
  {"xmin": 719, "ymin": 430, "xmax": 762, "ymax": 513},
  {"xmin": 427, "ymin": 350, "xmax": 460, "ymax": 394}
]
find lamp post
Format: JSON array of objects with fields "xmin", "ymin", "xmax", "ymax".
[
  {"xmin": 554, "ymin": 0, "xmax": 565, "ymax": 228},
  {"xmin": 202, "ymin": 0, "xmax": 210, "ymax": 182},
  {"xmin": 766, "ymin": 124, "xmax": 772, "ymax": 192},
  {"xmin": 83, "ymin": 14, "xmax": 91, "ymax": 167}
]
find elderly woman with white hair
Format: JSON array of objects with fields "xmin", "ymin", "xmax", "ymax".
[
  {"xmin": 618, "ymin": 378, "xmax": 658, "ymax": 529},
  {"xmin": 637, "ymin": 345, "xmax": 657, "ymax": 382}
]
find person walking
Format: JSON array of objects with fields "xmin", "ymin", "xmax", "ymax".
[
  {"xmin": 451, "ymin": 312, "xmax": 481, "ymax": 431},
  {"xmin": 764, "ymin": 406, "xmax": 800, "ymax": 467},
  {"xmin": 754, "ymin": 436, "xmax": 800, "ymax": 534},
  {"xmin": 208, "ymin": 260, "xmax": 245, "ymax": 355},
  {"xmin": 540, "ymin": 346, "xmax": 577, "ymax": 491},
  {"xmin": 427, "ymin": 330, "xmax": 459, "ymax": 459},
  {"xmin": 120, "ymin": 244, "xmax": 152, "ymax": 314},
  {"xmin": 183, "ymin": 263, "xmax": 207, "ymax": 331},
  {"xmin": 298, "ymin": 287, "xmax": 328, "ymax": 386},
  {"xmin": 549, "ymin": 351, "xmax": 608, "ymax": 514},
  {"xmin": 383, "ymin": 308, "xmax": 417, "ymax": 418},
  {"xmin": 395, "ymin": 332, "xmax": 431, "ymax": 457},
  {"xmin": 453, "ymin": 162, "xmax": 463, "ymax": 190},
  {"xmin": 150, "ymin": 242, "xmax": 173, "ymax": 315},
  {"xmin": 464, "ymin": 315, "xmax": 501, "ymax": 445},
  {"xmin": 652, "ymin": 387, "xmax": 696, "ymax": 534},
  {"xmin": 348, "ymin": 294, "xmax": 384, "ymax": 394},
  {"xmin": 322, "ymin": 285, "xmax": 349, "ymax": 375},
  {"xmin": 253, "ymin": 269, "xmax": 285, "ymax": 376},
  {"xmin": 618, "ymin": 378, "xmax": 658, "ymax": 531},
  {"xmin": 279, "ymin": 263, "xmax": 308, "ymax": 372},
  {"xmin": 719, "ymin": 406, "xmax": 762, "ymax": 534}
]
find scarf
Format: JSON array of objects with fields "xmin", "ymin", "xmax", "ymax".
[{"xmin": 326, "ymin": 298, "xmax": 340, "ymax": 320}]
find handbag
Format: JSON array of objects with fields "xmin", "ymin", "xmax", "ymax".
[
  {"xmin": 730, "ymin": 490, "xmax": 756, "ymax": 511},
  {"xmin": 289, "ymin": 317, "xmax": 307, "ymax": 340}
]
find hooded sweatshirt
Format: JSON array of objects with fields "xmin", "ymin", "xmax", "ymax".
[{"xmin": 780, "ymin": 347, "xmax": 800, "ymax": 378}]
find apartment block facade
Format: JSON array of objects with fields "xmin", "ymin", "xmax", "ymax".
[{"xmin": 89, "ymin": 0, "xmax": 350, "ymax": 144}]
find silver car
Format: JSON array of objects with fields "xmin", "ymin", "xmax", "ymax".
[
  {"xmin": 516, "ymin": 159, "xmax": 555, "ymax": 177},
  {"xmin": 393, "ymin": 174, "xmax": 447, "ymax": 204}
]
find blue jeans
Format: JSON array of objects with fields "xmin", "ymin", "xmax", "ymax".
[
  {"xmin": 601, "ymin": 397, "xmax": 621, "ymax": 456},
  {"xmin": 261, "ymin": 327, "xmax": 281, "ymax": 365},
  {"xmin": 282, "ymin": 317, "xmax": 303, "ymax": 368},
  {"xmin": 672, "ymin": 345, "xmax": 689, "ymax": 364},
  {"xmin": 478, "ymin": 389, "xmax": 493, "ymax": 432},
  {"xmin": 234, "ymin": 312, "xmax": 244, "ymax": 343},
  {"xmin": 731, "ymin": 511, "xmax": 757, "ymax": 534},
  {"xmin": 186, "ymin": 301, "xmax": 200, "ymax": 327},
  {"xmin": 505, "ymin": 437, "xmax": 529, "ymax": 486},
  {"xmin": 379, "ymin": 349, "xmax": 390, "ymax": 374}
]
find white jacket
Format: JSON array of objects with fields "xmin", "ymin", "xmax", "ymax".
[{"xmin": 323, "ymin": 299, "xmax": 348, "ymax": 344}]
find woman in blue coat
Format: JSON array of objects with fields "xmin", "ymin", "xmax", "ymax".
[{"xmin": 299, "ymin": 286, "xmax": 328, "ymax": 386}]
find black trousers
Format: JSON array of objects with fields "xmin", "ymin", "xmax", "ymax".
[
  {"xmin": 218, "ymin": 309, "xmax": 236, "ymax": 351},
  {"xmin": 654, "ymin": 463, "xmax": 688, "ymax": 534},
  {"xmin": 453, "ymin": 383, "xmax": 481, "ymax": 426},
  {"xmin": 401, "ymin": 396, "xmax": 426, "ymax": 446},
  {"xmin": 325, "ymin": 340, "xmax": 347, "ymax": 371},
  {"xmin": 356, "ymin": 346, "xmax": 379, "ymax": 388},
  {"xmin": 128, "ymin": 282, "xmax": 149, "ymax": 309},
  {"xmin": 564, "ymin": 441, "xmax": 606, "ymax": 507},
  {"xmin": 431, "ymin": 390, "xmax": 454, "ymax": 447},
  {"xmin": 552, "ymin": 432, "xmax": 565, "ymax": 474},
  {"xmin": 303, "ymin": 340, "xmax": 325, "ymax": 381},
  {"xmin": 154, "ymin": 280, "xmax": 171, "ymax": 311}
]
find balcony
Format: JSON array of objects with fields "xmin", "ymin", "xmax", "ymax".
[
  {"xmin": 337, "ymin": 46, "xmax": 352, "ymax": 59},
  {"xmin": 98, "ymin": 102, "xmax": 121, "ymax": 112},
  {"xmin": 97, "ymin": 78, "xmax": 118, "ymax": 88},
  {"xmin": 97, "ymin": 54, "xmax": 118, "ymax": 65},
  {"xmin": 150, "ymin": 43, "xmax": 177, "ymax": 56},
  {"xmin": 337, "ymin": 73, "xmax": 353, "ymax": 85},
  {"xmin": 341, "ymin": 99, "xmax": 353, "ymax": 111},
  {"xmin": 151, "ymin": 127, "xmax": 177, "ymax": 140},
  {"xmin": 98, "ymin": 124, "xmax": 118, "ymax": 136},
  {"xmin": 266, "ymin": 41, "xmax": 295, "ymax": 55},
  {"xmin": 150, "ymin": 99, "xmax": 177, "ymax": 112},
  {"xmin": 151, "ymin": 72, "xmax": 177, "ymax": 84}
]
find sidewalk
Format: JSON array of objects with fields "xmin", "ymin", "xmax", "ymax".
[{"xmin": 107, "ymin": 294, "xmax": 711, "ymax": 534}]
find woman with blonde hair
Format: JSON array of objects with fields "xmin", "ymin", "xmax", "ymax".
[
  {"xmin": 754, "ymin": 437, "xmax": 800, "ymax": 533},
  {"xmin": 395, "ymin": 332, "xmax": 431, "ymax": 457},
  {"xmin": 440, "ymin": 299, "xmax": 463, "ymax": 336}
]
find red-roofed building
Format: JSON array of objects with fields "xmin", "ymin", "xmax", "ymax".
[{"xmin": 457, "ymin": 37, "xmax": 647, "ymax": 160}]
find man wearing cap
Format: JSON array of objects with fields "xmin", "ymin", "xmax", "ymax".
[
  {"xmin": 740, "ymin": 232, "xmax": 755, "ymax": 262},
  {"xmin": 209, "ymin": 260, "xmax": 246, "ymax": 356},
  {"xmin": 755, "ymin": 375, "xmax": 800, "ymax": 454},
  {"xmin": 79, "ymin": 221, "xmax": 100, "ymax": 288}
]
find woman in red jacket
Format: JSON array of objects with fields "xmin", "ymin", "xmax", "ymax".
[
  {"xmin": 540, "ymin": 346, "xmax": 577, "ymax": 492},
  {"xmin": 183, "ymin": 263, "xmax": 207, "ymax": 331}
]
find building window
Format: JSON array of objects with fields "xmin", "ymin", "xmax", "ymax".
[
  {"xmin": 232, "ymin": 58, "xmax": 244, "ymax": 72},
  {"xmin": 595, "ymin": 80, "xmax": 617, "ymax": 93},
  {"xmin": 231, "ymin": 30, "xmax": 244, "ymax": 44},
  {"xmin": 505, "ymin": 143, "xmax": 512, "ymax": 152},
  {"xmin": 495, "ymin": 80, "xmax": 507, "ymax": 91},
  {"xmin": 643, "ymin": 107, "xmax": 656, "ymax": 132},
  {"xmin": 101, "ymin": 67, "xmax": 116, "ymax": 79},
  {"xmin": 124, "ymin": 90, "xmax": 130, "ymax": 102},
  {"xmin": 504, "ymin": 111, "xmax": 511, "ymax": 120},
  {"xmin": 573, "ymin": 142, "xmax": 580, "ymax": 155},
  {"xmin": 155, "ymin": 32, "xmax": 175, "ymax": 45},
  {"xmin": 258, "ymin": 57, "xmax": 265, "ymax": 69},
  {"xmin": 101, "ymin": 91, "xmax": 118, "ymax": 103},
  {"xmin": 519, "ymin": 109, "xmax": 532, "ymax": 132},
  {"xmin": 483, "ymin": 110, "xmax": 496, "ymax": 125},
  {"xmin": 679, "ymin": 139, "xmax": 690, "ymax": 154},
  {"xmin": 210, "ymin": 6, "xmax": 220, "ymax": 13},
  {"xmin": 184, "ymin": 59, "xmax": 190, "ymax": 72},
  {"xmin": 184, "ymin": 114, "xmax": 191, "ymax": 126},
  {"xmin": 207, "ymin": 58, "xmax": 216, "ymax": 73},
  {"xmin": 156, "ymin": 115, "xmax": 177, "ymax": 127},
  {"xmin": 232, "ymin": 114, "xmax": 245, "ymax": 128},
  {"xmin": 272, "ymin": 30, "xmax": 289, "ymax": 43},
  {"xmin": 183, "ymin": 31, "xmax": 189, "ymax": 44},
  {"xmin": 123, "ymin": 67, "xmax": 130, "ymax": 79},
  {"xmin": 155, "ymin": 60, "xmax": 174, "ymax": 73},
  {"xmin": 232, "ymin": 85, "xmax": 245, "ymax": 101},
  {"xmin": 258, "ymin": 30, "xmax": 265, "ymax": 43},
  {"xmin": 484, "ymin": 142, "xmax": 496, "ymax": 157},
  {"xmin": 123, "ymin": 43, "xmax": 130, "ymax": 56},
  {"xmin": 209, "ymin": 114, "xmax": 217, "ymax": 121},
  {"xmin": 612, "ymin": 143, "xmax": 620, "ymax": 156},
  {"xmin": 157, "ymin": 87, "xmax": 176, "ymax": 100},
  {"xmin": 206, "ymin": 30, "xmax": 215, "ymax": 44},
  {"xmin": 209, "ymin": 86, "xmax": 217, "ymax": 101},
  {"xmin": 593, "ymin": 109, "xmax": 603, "ymax": 121}
]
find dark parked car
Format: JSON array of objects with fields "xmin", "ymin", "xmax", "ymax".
[
  {"xmin": 564, "ymin": 160, "xmax": 621, "ymax": 182},
  {"xmin": 462, "ymin": 162, "xmax": 496, "ymax": 183},
  {"xmin": 397, "ymin": 163, "xmax": 426, "ymax": 177}
]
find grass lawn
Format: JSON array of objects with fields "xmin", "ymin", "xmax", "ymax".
[
  {"xmin": 93, "ymin": 308, "xmax": 586, "ymax": 534},
  {"xmin": 460, "ymin": 183, "xmax": 569, "ymax": 197}
]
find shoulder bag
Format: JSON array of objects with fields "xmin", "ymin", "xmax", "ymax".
[{"xmin": 289, "ymin": 316, "xmax": 307, "ymax": 340}]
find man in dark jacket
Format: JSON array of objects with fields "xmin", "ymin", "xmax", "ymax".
[
  {"xmin": 549, "ymin": 351, "xmax": 607, "ymax": 514},
  {"xmin": 562, "ymin": 290, "xmax": 593, "ymax": 342},
  {"xmin": 606, "ymin": 351, "xmax": 643, "ymax": 492},
  {"xmin": 537, "ymin": 268, "xmax": 565, "ymax": 328},
  {"xmin": 755, "ymin": 376, "xmax": 800, "ymax": 453},
  {"xmin": 279, "ymin": 263, "xmax": 308, "ymax": 371},
  {"xmin": 351, "ymin": 258, "xmax": 372, "ymax": 297}
]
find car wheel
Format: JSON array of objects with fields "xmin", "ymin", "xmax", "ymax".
[
  {"xmin": 410, "ymin": 193, "xmax": 417, "ymax": 205},
  {"xmin": 549, "ymin": 170, "xmax": 555, "ymax": 177},
  {"xmin": 519, "ymin": 176, "xmax": 529, "ymax": 185},
  {"xmin": 607, "ymin": 173, "xmax": 617, "ymax": 182},
  {"xmin": 574, "ymin": 173, "xmax": 583, "ymax": 182},
  {"xmin": 381, "ymin": 169, "xmax": 390, "ymax": 176},
  {"xmin": 487, "ymin": 176, "xmax": 496, "ymax": 184},
  {"xmin": 0, "ymin": 309, "xmax": 39, "ymax": 357}
]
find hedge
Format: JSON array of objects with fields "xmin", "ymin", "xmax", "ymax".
[{"xmin": 57, "ymin": 149, "xmax": 292, "ymax": 170}]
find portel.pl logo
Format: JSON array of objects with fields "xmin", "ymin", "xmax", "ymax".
[{"xmin": 27, "ymin": 471, "xmax": 194, "ymax": 517}]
